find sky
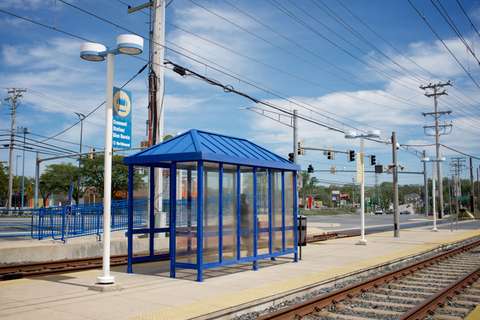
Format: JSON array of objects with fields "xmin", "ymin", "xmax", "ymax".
[{"xmin": 1, "ymin": 0, "xmax": 480, "ymax": 188}]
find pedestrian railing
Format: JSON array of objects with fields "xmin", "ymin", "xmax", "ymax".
[{"xmin": 0, "ymin": 198, "xmax": 205, "ymax": 240}]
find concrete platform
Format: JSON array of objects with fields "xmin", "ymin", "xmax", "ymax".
[
  {"xmin": 0, "ymin": 231, "xmax": 168, "ymax": 265},
  {"xmin": 0, "ymin": 214, "xmax": 451, "ymax": 265},
  {"xmin": 0, "ymin": 220, "xmax": 478, "ymax": 320}
]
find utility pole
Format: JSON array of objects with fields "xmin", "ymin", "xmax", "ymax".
[
  {"xmin": 128, "ymin": 0, "xmax": 166, "ymax": 233},
  {"xmin": 420, "ymin": 81, "xmax": 452, "ymax": 219},
  {"xmin": 20, "ymin": 127, "xmax": 27, "ymax": 208},
  {"xmin": 75, "ymin": 112, "xmax": 86, "ymax": 205},
  {"xmin": 392, "ymin": 132, "xmax": 400, "ymax": 237},
  {"xmin": 450, "ymin": 157, "xmax": 465, "ymax": 220},
  {"xmin": 469, "ymin": 157, "xmax": 475, "ymax": 213},
  {"xmin": 423, "ymin": 150, "xmax": 429, "ymax": 216},
  {"xmin": 4, "ymin": 88, "xmax": 26, "ymax": 211}
]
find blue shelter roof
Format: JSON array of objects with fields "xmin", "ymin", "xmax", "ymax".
[{"xmin": 124, "ymin": 129, "xmax": 300, "ymax": 171}]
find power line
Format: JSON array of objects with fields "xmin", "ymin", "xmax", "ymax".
[
  {"xmin": 455, "ymin": 0, "xmax": 480, "ymax": 40},
  {"xmin": 335, "ymin": 0, "xmax": 480, "ymax": 120},
  {"xmin": 408, "ymin": 0, "xmax": 480, "ymax": 89},
  {"xmin": 430, "ymin": 0, "xmax": 480, "ymax": 66},
  {"xmin": 58, "ymin": 0, "xmax": 382, "ymax": 134}
]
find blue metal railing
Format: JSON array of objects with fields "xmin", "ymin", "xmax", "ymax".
[
  {"xmin": 0, "ymin": 200, "xmax": 148, "ymax": 240},
  {"xmin": 1, "ymin": 197, "xmax": 214, "ymax": 240}
]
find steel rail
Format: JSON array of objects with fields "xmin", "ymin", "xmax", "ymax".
[
  {"xmin": 400, "ymin": 267, "xmax": 480, "ymax": 320},
  {"xmin": 257, "ymin": 238, "xmax": 480, "ymax": 320}
]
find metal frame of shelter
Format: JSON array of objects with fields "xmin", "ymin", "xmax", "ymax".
[{"xmin": 124, "ymin": 129, "xmax": 300, "ymax": 282}]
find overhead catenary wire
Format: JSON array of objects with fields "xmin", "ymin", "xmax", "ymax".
[
  {"xmin": 455, "ymin": 0, "xmax": 480, "ymax": 40},
  {"xmin": 57, "ymin": 0, "xmax": 384, "ymax": 134},
  {"xmin": 335, "ymin": 0, "xmax": 480, "ymax": 121},
  {"xmin": 430, "ymin": 0, "xmax": 480, "ymax": 66},
  {"xmin": 408, "ymin": 0, "xmax": 480, "ymax": 89}
]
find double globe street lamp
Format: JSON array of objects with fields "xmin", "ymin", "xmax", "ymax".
[
  {"xmin": 80, "ymin": 34, "xmax": 143, "ymax": 285},
  {"xmin": 345, "ymin": 129, "xmax": 381, "ymax": 245}
]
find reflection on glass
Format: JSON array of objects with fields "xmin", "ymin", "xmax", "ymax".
[
  {"xmin": 240, "ymin": 166, "xmax": 254, "ymax": 258},
  {"xmin": 284, "ymin": 171, "xmax": 294, "ymax": 249},
  {"xmin": 271, "ymin": 170, "xmax": 283, "ymax": 252},
  {"xmin": 203, "ymin": 162, "xmax": 219, "ymax": 263},
  {"xmin": 256, "ymin": 169, "xmax": 269, "ymax": 255},
  {"xmin": 222, "ymin": 164, "xmax": 237, "ymax": 261},
  {"xmin": 176, "ymin": 162, "xmax": 197, "ymax": 264}
]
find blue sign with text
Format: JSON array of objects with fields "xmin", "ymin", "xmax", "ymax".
[{"xmin": 112, "ymin": 87, "xmax": 132, "ymax": 150}]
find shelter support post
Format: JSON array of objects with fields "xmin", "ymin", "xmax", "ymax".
[
  {"xmin": 218, "ymin": 163, "xmax": 223, "ymax": 264},
  {"xmin": 169, "ymin": 163, "xmax": 176, "ymax": 278},
  {"xmin": 127, "ymin": 165, "xmax": 134, "ymax": 273},
  {"xmin": 236, "ymin": 165, "xmax": 241, "ymax": 261},
  {"xmin": 149, "ymin": 167, "xmax": 155, "ymax": 256},
  {"xmin": 293, "ymin": 172, "xmax": 298, "ymax": 262},
  {"xmin": 281, "ymin": 171, "xmax": 286, "ymax": 252},
  {"xmin": 196, "ymin": 161, "xmax": 204, "ymax": 282},
  {"xmin": 253, "ymin": 167, "xmax": 258, "ymax": 271}
]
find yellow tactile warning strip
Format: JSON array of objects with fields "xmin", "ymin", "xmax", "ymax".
[
  {"xmin": 132, "ymin": 229, "xmax": 480, "ymax": 320},
  {"xmin": 465, "ymin": 305, "xmax": 480, "ymax": 320}
]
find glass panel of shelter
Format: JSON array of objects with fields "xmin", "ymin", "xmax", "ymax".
[
  {"xmin": 175, "ymin": 162, "xmax": 197, "ymax": 264},
  {"xmin": 221, "ymin": 164, "xmax": 237, "ymax": 262},
  {"xmin": 169, "ymin": 161, "xmax": 295, "ymax": 279}
]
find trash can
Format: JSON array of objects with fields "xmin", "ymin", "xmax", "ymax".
[{"xmin": 298, "ymin": 215, "xmax": 307, "ymax": 247}]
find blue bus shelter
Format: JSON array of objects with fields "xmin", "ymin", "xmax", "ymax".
[{"xmin": 124, "ymin": 129, "xmax": 300, "ymax": 281}]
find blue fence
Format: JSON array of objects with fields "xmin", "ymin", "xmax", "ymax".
[
  {"xmin": 0, "ymin": 198, "xmax": 204, "ymax": 240},
  {"xmin": 0, "ymin": 200, "xmax": 147, "ymax": 240}
]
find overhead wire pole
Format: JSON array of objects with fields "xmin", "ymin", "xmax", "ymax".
[
  {"xmin": 128, "ymin": 0, "xmax": 167, "ymax": 235},
  {"xmin": 4, "ymin": 88, "xmax": 26, "ymax": 211},
  {"xmin": 420, "ymin": 81, "xmax": 452, "ymax": 219},
  {"xmin": 392, "ymin": 132, "xmax": 399, "ymax": 237}
]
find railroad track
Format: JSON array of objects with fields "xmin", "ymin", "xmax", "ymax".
[{"xmin": 258, "ymin": 239, "xmax": 480, "ymax": 320}]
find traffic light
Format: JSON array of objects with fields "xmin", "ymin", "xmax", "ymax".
[
  {"xmin": 348, "ymin": 150, "xmax": 355, "ymax": 162},
  {"xmin": 288, "ymin": 152, "xmax": 294, "ymax": 162},
  {"xmin": 297, "ymin": 141, "xmax": 305, "ymax": 155},
  {"xmin": 89, "ymin": 148, "xmax": 96, "ymax": 160},
  {"xmin": 327, "ymin": 151, "xmax": 334, "ymax": 160},
  {"xmin": 307, "ymin": 164, "xmax": 314, "ymax": 173},
  {"xmin": 370, "ymin": 155, "xmax": 376, "ymax": 166}
]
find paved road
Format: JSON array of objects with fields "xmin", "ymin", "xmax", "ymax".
[
  {"xmin": 306, "ymin": 213, "xmax": 471, "ymax": 234},
  {"xmin": 0, "ymin": 217, "xmax": 31, "ymax": 237}
]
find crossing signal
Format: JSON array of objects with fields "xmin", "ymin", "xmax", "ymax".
[
  {"xmin": 307, "ymin": 164, "xmax": 314, "ymax": 173},
  {"xmin": 370, "ymin": 155, "xmax": 376, "ymax": 166},
  {"xmin": 348, "ymin": 150, "xmax": 355, "ymax": 162},
  {"xmin": 288, "ymin": 152, "xmax": 294, "ymax": 162}
]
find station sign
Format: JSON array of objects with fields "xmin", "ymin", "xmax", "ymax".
[{"xmin": 112, "ymin": 87, "xmax": 132, "ymax": 150}]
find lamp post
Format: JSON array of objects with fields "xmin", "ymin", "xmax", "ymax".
[
  {"xmin": 345, "ymin": 129, "xmax": 381, "ymax": 245},
  {"xmin": 80, "ymin": 34, "xmax": 143, "ymax": 285},
  {"xmin": 421, "ymin": 156, "xmax": 445, "ymax": 232}
]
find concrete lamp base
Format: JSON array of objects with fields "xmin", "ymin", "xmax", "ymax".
[{"xmin": 356, "ymin": 239, "xmax": 368, "ymax": 245}]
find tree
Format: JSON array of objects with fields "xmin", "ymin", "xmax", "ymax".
[
  {"xmin": 80, "ymin": 155, "xmax": 145, "ymax": 200},
  {"xmin": 39, "ymin": 163, "xmax": 79, "ymax": 206},
  {"xmin": 0, "ymin": 163, "xmax": 7, "ymax": 206}
]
